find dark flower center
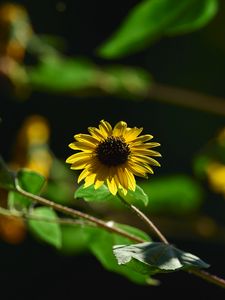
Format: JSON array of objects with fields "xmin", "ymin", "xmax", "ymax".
[{"xmin": 96, "ymin": 136, "xmax": 130, "ymax": 166}]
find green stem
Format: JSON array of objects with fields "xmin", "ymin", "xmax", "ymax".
[{"xmin": 118, "ymin": 194, "xmax": 169, "ymax": 244}]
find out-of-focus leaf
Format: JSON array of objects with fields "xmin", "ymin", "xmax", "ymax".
[
  {"xmin": 28, "ymin": 56, "xmax": 98, "ymax": 92},
  {"xmin": 28, "ymin": 207, "xmax": 61, "ymax": 248},
  {"xmin": 166, "ymin": 0, "xmax": 218, "ymax": 35},
  {"xmin": 8, "ymin": 169, "xmax": 45, "ymax": 211},
  {"xmin": 193, "ymin": 155, "xmax": 212, "ymax": 178},
  {"xmin": 98, "ymin": 0, "xmax": 218, "ymax": 58},
  {"xmin": 0, "ymin": 156, "xmax": 15, "ymax": 190},
  {"xmin": 101, "ymin": 65, "xmax": 152, "ymax": 98},
  {"xmin": 113, "ymin": 242, "xmax": 209, "ymax": 275},
  {"xmin": 139, "ymin": 175, "xmax": 203, "ymax": 214},
  {"xmin": 60, "ymin": 224, "xmax": 90, "ymax": 255}
]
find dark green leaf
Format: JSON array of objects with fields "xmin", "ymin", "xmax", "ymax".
[
  {"xmin": 166, "ymin": 0, "xmax": 218, "ymax": 35},
  {"xmin": 113, "ymin": 242, "xmax": 209, "ymax": 275},
  {"xmin": 88, "ymin": 225, "xmax": 154, "ymax": 285},
  {"xmin": 8, "ymin": 169, "xmax": 45, "ymax": 211},
  {"xmin": 28, "ymin": 207, "xmax": 61, "ymax": 248},
  {"xmin": 98, "ymin": 0, "xmax": 218, "ymax": 58},
  {"xmin": 0, "ymin": 156, "xmax": 15, "ymax": 189}
]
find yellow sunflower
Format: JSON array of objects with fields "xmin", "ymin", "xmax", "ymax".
[{"xmin": 66, "ymin": 120, "xmax": 161, "ymax": 195}]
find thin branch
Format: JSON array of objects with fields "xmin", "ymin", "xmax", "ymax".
[
  {"xmin": 148, "ymin": 83, "xmax": 225, "ymax": 117},
  {"xmin": 118, "ymin": 194, "xmax": 169, "ymax": 244},
  {"xmin": 14, "ymin": 180, "xmax": 144, "ymax": 243},
  {"xmin": 8, "ymin": 181, "xmax": 225, "ymax": 289},
  {"xmin": 189, "ymin": 269, "xmax": 225, "ymax": 289}
]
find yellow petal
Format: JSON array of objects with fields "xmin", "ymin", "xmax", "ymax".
[
  {"xmin": 69, "ymin": 142, "xmax": 95, "ymax": 152},
  {"xmin": 66, "ymin": 152, "xmax": 91, "ymax": 164},
  {"xmin": 113, "ymin": 121, "xmax": 127, "ymax": 137},
  {"xmin": 70, "ymin": 157, "xmax": 91, "ymax": 170},
  {"xmin": 88, "ymin": 127, "xmax": 106, "ymax": 141},
  {"xmin": 117, "ymin": 167, "xmax": 128, "ymax": 190},
  {"xmin": 131, "ymin": 148, "xmax": 161, "ymax": 157},
  {"xmin": 78, "ymin": 168, "xmax": 91, "ymax": 183},
  {"xmin": 131, "ymin": 134, "xmax": 153, "ymax": 144},
  {"xmin": 124, "ymin": 127, "xmax": 143, "ymax": 142},
  {"xmin": 124, "ymin": 168, "xmax": 136, "ymax": 191},
  {"xmin": 107, "ymin": 178, "xmax": 118, "ymax": 195},
  {"xmin": 74, "ymin": 134, "xmax": 99, "ymax": 145},
  {"xmin": 84, "ymin": 173, "xmax": 96, "ymax": 187},
  {"xmin": 94, "ymin": 179, "xmax": 104, "ymax": 189},
  {"xmin": 132, "ymin": 155, "xmax": 160, "ymax": 167},
  {"xmin": 99, "ymin": 120, "xmax": 112, "ymax": 137}
]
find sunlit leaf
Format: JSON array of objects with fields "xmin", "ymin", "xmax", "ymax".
[
  {"xmin": 121, "ymin": 185, "xmax": 149, "ymax": 206},
  {"xmin": 28, "ymin": 207, "xmax": 61, "ymax": 248},
  {"xmin": 113, "ymin": 242, "xmax": 209, "ymax": 275},
  {"xmin": 8, "ymin": 169, "xmax": 45, "ymax": 211},
  {"xmin": 98, "ymin": 0, "xmax": 218, "ymax": 58}
]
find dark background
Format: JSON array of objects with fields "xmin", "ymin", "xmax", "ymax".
[{"xmin": 1, "ymin": 0, "xmax": 225, "ymax": 299}]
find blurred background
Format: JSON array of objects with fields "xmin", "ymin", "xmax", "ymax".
[{"xmin": 0, "ymin": 0, "xmax": 225, "ymax": 298}]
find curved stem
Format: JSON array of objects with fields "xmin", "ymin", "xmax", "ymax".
[
  {"xmin": 12, "ymin": 182, "xmax": 225, "ymax": 289},
  {"xmin": 118, "ymin": 194, "xmax": 169, "ymax": 244},
  {"xmin": 14, "ymin": 180, "xmax": 144, "ymax": 243}
]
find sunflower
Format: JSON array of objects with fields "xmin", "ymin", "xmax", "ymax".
[{"xmin": 66, "ymin": 120, "xmax": 161, "ymax": 195}]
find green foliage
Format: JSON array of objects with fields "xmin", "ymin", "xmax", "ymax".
[
  {"xmin": 28, "ymin": 207, "xmax": 61, "ymax": 248},
  {"xmin": 8, "ymin": 169, "xmax": 45, "ymax": 211},
  {"xmin": 88, "ymin": 224, "xmax": 153, "ymax": 284},
  {"xmin": 0, "ymin": 156, "xmax": 15, "ymax": 190},
  {"xmin": 98, "ymin": 0, "xmax": 218, "ymax": 58},
  {"xmin": 139, "ymin": 175, "xmax": 203, "ymax": 214},
  {"xmin": 113, "ymin": 242, "xmax": 209, "ymax": 275},
  {"xmin": 75, "ymin": 184, "xmax": 148, "ymax": 206},
  {"xmin": 28, "ymin": 56, "xmax": 97, "ymax": 92}
]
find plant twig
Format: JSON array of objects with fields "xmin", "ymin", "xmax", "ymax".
[
  {"xmin": 149, "ymin": 83, "xmax": 225, "ymax": 117},
  {"xmin": 14, "ymin": 180, "xmax": 144, "ymax": 243},
  {"xmin": 118, "ymin": 194, "xmax": 169, "ymax": 244},
  {"xmin": 189, "ymin": 269, "xmax": 225, "ymax": 289},
  {"xmin": 11, "ymin": 181, "xmax": 225, "ymax": 289}
]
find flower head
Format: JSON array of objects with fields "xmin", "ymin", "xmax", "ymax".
[{"xmin": 66, "ymin": 120, "xmax": 161, "ymax": 195}]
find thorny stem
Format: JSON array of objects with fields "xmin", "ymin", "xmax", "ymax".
[
  {"xmin": 8, "ymin": 181, "xmax": 225, "ymax": 289},
  {"xmin": 118, "ymin": 194, "xmax": 169, "ymax": 244}
]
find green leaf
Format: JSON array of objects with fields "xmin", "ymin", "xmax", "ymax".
[
  {"xmin": 75, "ymin": 184, "xmax": 118, "ymax": 202},
  {"xmin": 88, "ymin": 225, "xmax": 154, "ymax": 285},
  {"xmin": 60, "ymin": 224, "xmax": 91, "ymax": 255},
  {"xmin": 0, "ymin": 156, "xmax": 15, "ymax": 189},
  {"xmin": 28, "ymin": 207, "xmax": 61, "ymax": 248},
  {"xmin": 113, "ymin": 242, "xmax": 209, "ymax": 275},
  {"xmin": 98, "ymin": 0, "xmax": 218, "ymax": 58},
  {"xmin": 28, "ymin": 56, "xmax": 98, "ymax": 92},
  {"xmin": 75, "ymin": 184, "xmax": 148, "ymax": 206},
  {"xmin": 166, "ymin": 0, "xmax": 218, "ymax": 35},
  {"xmin": 139, "ymin": 175, "xmax": 203, "ymax": 214},
  {"xmin": 121, "ymin": 185, "xmax": 149, "ymax": 206},
  {"xmin": 8, "ymin": 169, "xmax": 45, "ymax": 211}
]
